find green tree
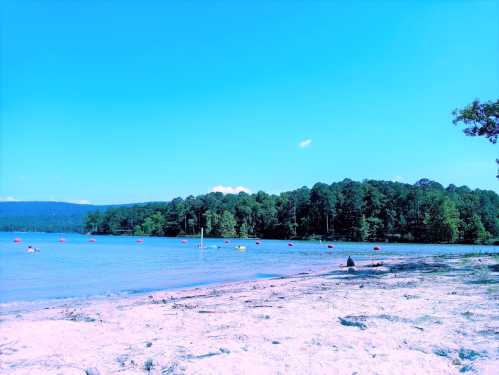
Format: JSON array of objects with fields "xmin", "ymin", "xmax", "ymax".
[
  {"xmin": 85, "ymin": 211, "xmax": 103, "ymax": 233},
  {"xmin": 366, "ymin": 216, "xmax": 383, "ymax": 241},
  {"xmin": 133, "ymin": 225, "xmax": 144, "ymax": 236},
  {"xmin": 238, "ymin": 222, "xmax": 249, "ymax": 238},
  {"xmin": 425, "ymin": 197, "xmax": 461, "ymax": 243},
  {"xmin": 453, "ymin": 99, "xmax": 499, "ymax": 143},
  {"xmin": 453, "ymin": 99, "xmax": 499, "ymax": 178},
  {"xmin": 358, "ymin": 215, "xmax": 370, "ymax": 242},
  {"xmin": 140, "ymin": 212, "xmax": 165, "ymax": 236},
  {"xmin": 310, "ymin": 182, "xmax": 337, "ymax": 236},
  {"xmin": 255, "ymin": 191, "xmax": 278, "ymax": 237},
  {"xmin": 86, "ymin": 178, "xmax": 499, "ymax": 243},
  {"xmin": 337, "ymin": 180, "xmax": 364, "ymax": 240},
  {"xmin": 219, "ymin": 210, "xmax": 236, "ymax": 238},
  {"xmin": 464, "ymin": 214, "xmax": 489, "ymax": 244},
  {"xmin": 203, "ymin": 209, "xmax": 219, "ymax": 236}
]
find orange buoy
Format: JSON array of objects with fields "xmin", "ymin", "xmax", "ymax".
[{"xmin": 59, "ymin": 238, "xmax": 66, "ymax": 243}]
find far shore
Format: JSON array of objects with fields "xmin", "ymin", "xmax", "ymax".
[
  {"xmin": 1, "ymin": 253, "xmax": 498, "ymax": 374},
  {"xmin": 4, "ymin": 230, "xmax": 499, "ymax": 246}
]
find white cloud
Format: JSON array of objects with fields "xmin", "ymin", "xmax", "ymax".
[
  {"xmin": 0, "ymin": 196, "xmax": 17, "ymax": 201},
  {"xmin": 67, "ymin": 199, "xmax": 91, "ymax": 204},
  {"xmin": 298, "ymin": 138, "xmax": 312, "ymax": 148},
  {"xmin": 211, "ymin": 185, "xmax": 251, "ymax": 194},
  {"xmin": 392, "ymin": 176, "xmax": 403, "ymax": 182}
]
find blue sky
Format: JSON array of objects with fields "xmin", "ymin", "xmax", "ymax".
[{"xmin": 1, "ymin": 1, "xmax": 498, "ymax": 204}]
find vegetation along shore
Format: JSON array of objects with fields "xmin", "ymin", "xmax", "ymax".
[{"xmin": 85, "ymin": 178, "xmax": 499, "ymax": 244}]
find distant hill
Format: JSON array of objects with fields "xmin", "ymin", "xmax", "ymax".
[{"xmin": 0, "ymin": 201, "xmax": 124, "ymax": 233}]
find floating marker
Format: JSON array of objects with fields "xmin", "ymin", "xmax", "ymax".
[
  {"xmin": 13, "ymin": 237, "xmax": 22, "ymax": 243},
  {"xmin": 373, "ymin": 245, "xmax": 381, "ymax": 251},
  {"xmin": 327, "ymin": 244, "xmax": 335, "ymax": 249}
]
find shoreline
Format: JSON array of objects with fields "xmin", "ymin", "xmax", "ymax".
[
  {"xmin": 0, "ymin": 261, "xmax": 347, "ymax": 316},
  {"xmin": 4, "ymin": 230, "xmax": 499, "ymax": 244},
  {"xmin": 1, "ymin": 252, "xmax": 494, "ymax": 312},
  {"xmin": 1, "ymin": 254, "xmax": 498, "ymax": 374},
  {"xmin": 0, "ymin": 254, "xmax": 475, "ymax": 311}
]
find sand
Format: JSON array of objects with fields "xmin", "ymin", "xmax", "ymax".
[{"xmin": 1, "ymin": 254, "xmax": 498, "ymax": 375}]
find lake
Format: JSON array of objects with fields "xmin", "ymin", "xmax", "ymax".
[{"xmin": 0, "ymin": 232, "xmax": 496, "ymax": 304}]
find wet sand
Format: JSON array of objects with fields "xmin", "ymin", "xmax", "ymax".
[{"xmin": 1, "ymin": 254, "xmax": 498, "ymax": 374}]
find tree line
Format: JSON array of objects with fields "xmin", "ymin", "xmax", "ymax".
[{"xmin": 85, "ymin": 178, "xmax": 499, "ymax": 244}]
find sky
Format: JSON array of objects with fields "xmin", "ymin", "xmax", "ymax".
[{"xmin": 1, "ymin": 1, "xmax": 498, "ymax": 204}]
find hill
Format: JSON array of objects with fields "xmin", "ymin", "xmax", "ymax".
[{"xmin": 0, "ymin": 202, "xmax": 115, "ymax": 233}]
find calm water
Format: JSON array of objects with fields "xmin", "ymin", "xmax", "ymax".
[{"xmin": 0, "ymin": 232, "xmax": 496, "ymax": 304}]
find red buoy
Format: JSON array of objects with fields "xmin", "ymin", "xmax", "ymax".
[
  {"xmin": 88, "ymin": 238, "xmax": 97, "ymax": 243},
  {"xmin": 373, "ymin": 245, "xmax": 381, "ymax": 251},
  {"xmin": 136, "ymin": 239, "xmax": 144, "ymax": 243},
  {"xmin": 59, "ymin": 238, "xmax": 66, "ymax": 243},
  {"xmin": 181, "ymin": 239, "xmax": 188, "ymax": 244},
  {"xmin": 13, "ymin": 237, "xmax": 22, "ymax": 243},
  {"xmin": 288, "ymin": 242, "xmax": 294, "ymax": 247},
  {"xmin": 327, "ymin": 244, "xmax": 335, "ymax": 249}
]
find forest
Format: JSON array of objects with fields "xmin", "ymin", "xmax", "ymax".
[{"xmin": 85, "ymin": 178, "xmax": 499, "ymax": 244}]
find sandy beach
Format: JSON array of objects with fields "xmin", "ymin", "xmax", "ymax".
[{"xmin": 1, "ymin": 254, "xmax": 498, "ymax": 375}]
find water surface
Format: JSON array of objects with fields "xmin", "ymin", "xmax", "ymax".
[{"xmin": 0, "ymin": 232, "xmax": 496, "ymax": 304}]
